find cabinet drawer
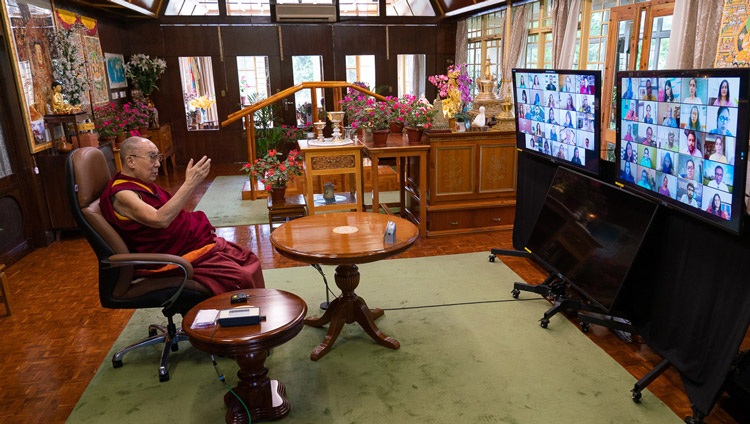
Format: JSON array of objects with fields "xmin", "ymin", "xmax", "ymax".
[
  {"xmin": 473, "ymin": 206, "xmax": 515, "ymax": 228},
  {"xmin": 428, "ymin": 209, "xmax": 476, "ymax": 231}
]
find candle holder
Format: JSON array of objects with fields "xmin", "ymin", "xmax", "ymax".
[
  {"xmin": 327, "ymin": 111, "xmax": 345, "ymax": 141},
  {"xmin": 313, "ymin": 121, "xmax": 326, "ymax": 142}
]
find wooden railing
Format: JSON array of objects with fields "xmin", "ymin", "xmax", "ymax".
[{"xmin": 221, "ymin": 81, "xmax": 387, "ymax": 200}]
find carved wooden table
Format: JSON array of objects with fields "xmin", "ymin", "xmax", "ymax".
[
  {"xmin": 270, "ymin": 212, "xmax": 418, "ymax": 360},
  {"xmin": 183, "ymin": 289, "xmax": 307, "ymax": 423}
]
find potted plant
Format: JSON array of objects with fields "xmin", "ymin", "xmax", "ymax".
[
  {"xmin": 124, "ymin": 54, "xmax": 167, "ymax": 97},
  {"xmin": 93, "ymin": 103, "xmax": 119, "ymax": 141},
  {"xmin": 399, "ymin": 94, "xmax": 435, "ymax": 144},
  {"xmin": 241, "ymin": 149, "xmax": 304, "ymax": 201},
  {"xmin": 347, "ymin": 97, "xmax": 395, "ymax": 146},
  {"xmin": 123, "ymin": 101, "xmax": 151, "ymax": 135}
]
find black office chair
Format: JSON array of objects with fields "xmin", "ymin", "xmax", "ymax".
[{"xmin": 66, "ymin": 147, "xmax": 213, "ymax": 382}]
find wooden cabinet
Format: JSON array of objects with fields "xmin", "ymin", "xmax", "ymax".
[
  {"xmin": 146, "ymin": 124, "xmax": 176, "ymax": 175},
  {"xmin": 422, "ymin": 130, "xmax": 517, "ymax": 236}
]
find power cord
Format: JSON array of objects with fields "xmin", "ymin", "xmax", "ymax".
[
  {"xmin": 209, "ymin": 324, "xmax": 252, "ymax": 423},
  {"xmin": 311, "ymin": 263, "xmax": 338, "ymax": 310}
]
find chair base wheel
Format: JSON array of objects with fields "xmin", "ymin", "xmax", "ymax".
[
  {"xmin": 113, "ymin": 359, "xmax": 123, "ymax": 368},
  {"xmin": 159, "ymin": 371, "xmax": 170, "ymax": 382}
]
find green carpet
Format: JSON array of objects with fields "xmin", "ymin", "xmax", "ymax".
[
  {"xmin": 195, "ymin": 175, "xmax": 400, "ymax": 227},
  {"xmin": 66, "ymin": 253, "xmax": 681, "ymax": 423}
]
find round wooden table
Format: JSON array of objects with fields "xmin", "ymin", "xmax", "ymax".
[
  {"xmin": 270, "ymin": 212, "xmax": 419, "ymax": 361},
  {"xmin": 183, "ymin": 289, "xmax": 307, "ymax": 424}
]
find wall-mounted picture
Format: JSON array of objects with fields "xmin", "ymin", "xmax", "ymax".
[
  {"xmin": 105, "ymin": 52, "xmax": 127, "ymax": 89},
  {"xmin": 1, "ymin": 0, "xmax": 56, "ymax": 153}
]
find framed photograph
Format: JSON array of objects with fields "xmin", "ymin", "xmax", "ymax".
[
  {"xmin": 105, "ymin": 52, "xmax": 127, "ymax": 89},
  {"xmin": 1, "ymin": 0, "xmax": 56, "ymax": 153}
]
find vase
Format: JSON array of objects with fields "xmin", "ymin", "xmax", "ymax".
[
  {"xmin": 270, "ymin": 186, "xmax": 287, "ymax": 203},
  {"xmin": 389, "ymin": 122, "xmax": 404, "ymax": 134},
  {"xmin": 405, "ymin": 126, "xmax": 424, "ymax": 145},
  {"xmin": 371, "ymin": 129, "xmax": 390, "ymax": 147}
]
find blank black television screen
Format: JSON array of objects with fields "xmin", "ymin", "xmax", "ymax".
[
  {"xmin": 512, "ymin": 68, "xmax": 601, "ymax": 176},
  {"xmin": 525, "ymin": 167, "xmax": 657, "ymax": 312},
  {"xmin": 615, "ymin": 69, "xmax": 750, "ymax": 235}
]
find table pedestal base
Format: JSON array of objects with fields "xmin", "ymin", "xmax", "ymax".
[
  {"xmin": 225, "ymin": 350, "xmax": 291, "ymax": 423},
  {"xmin": 304, "ymin": 264, "xmax": 400, "ymax": 361}
]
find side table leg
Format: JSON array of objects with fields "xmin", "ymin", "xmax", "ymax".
[
  {"xmin": 225, "ymin": 350, "xmax": 291, "ymax": 423},
  {"xmin": 353, "ymin": 296, "xmax": 400, "ymax": 350}
]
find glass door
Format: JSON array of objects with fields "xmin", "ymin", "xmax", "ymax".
[{"xmin": 601, "ymin": 1, "xmax": 674, "ymax": 156}]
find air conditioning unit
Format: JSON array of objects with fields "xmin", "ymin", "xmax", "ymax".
[{"xmin": 275, "ymin": 4, "xmax": 338, "ymax": 23}]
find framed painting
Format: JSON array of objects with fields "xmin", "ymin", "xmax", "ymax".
[
  {"xmin": 105, "ymin": 52, "xmax": 127, "ymax": 89},
  {"xmin": 1, "ymin": 0, "xmax": 56, "ymax": 153}
]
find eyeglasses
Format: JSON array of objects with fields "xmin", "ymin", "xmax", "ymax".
[
  {"xmin": 128, "ymin": 152, "xmax": 164, "ymax": 163},
  {"xmin": 719, "ymin": 115, "xmax": 730, "ymax": 122},
  {"xmin": 687, "ymin": 165, "xmax": 695, "ymax": 170}
]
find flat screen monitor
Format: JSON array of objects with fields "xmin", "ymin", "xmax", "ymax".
[
  {"xmin": 615, "ymin": 69, "xmax": 750, "ymax": 235},
  {"xmin": 512, "ymin": 68, "xmax": 602, "ymax": 176},
  {"xmin": 525, "ymin": 167, "xmax": 658, "ymax": 313}
]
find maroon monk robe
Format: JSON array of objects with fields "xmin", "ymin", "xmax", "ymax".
[{"xmin": 99, "ymin": 173, "xmax": 264, "ymax": 294}]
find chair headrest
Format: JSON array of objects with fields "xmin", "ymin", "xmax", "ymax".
[{"xmin": 72, "ymin": 147, "xmax": 112, "ymax": 209}]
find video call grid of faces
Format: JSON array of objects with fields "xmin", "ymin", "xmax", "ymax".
[
  {"xmin": 618, "ymin": 76, "xmax": 740, "ymax": 221},
  {"xmin": 515, "ymin": 72, "xmax": 597, "ymax": 167}
]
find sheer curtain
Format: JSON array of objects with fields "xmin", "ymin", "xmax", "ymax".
[
  {"xmin": 665, "ymin": 0, "xmax": 723, "ymax": 69},
  {"xmin": 550, "ymin": 0, "xmax": 582, "ymax": 69},
  {"xmin": 456, "ymin": 19, "xmax": 468, "ymax": 65},
  {"xmin": 500, "ymin": 3, "xmax": 531, "ymax": 103}
]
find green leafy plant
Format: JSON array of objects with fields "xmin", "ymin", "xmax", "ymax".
[
  {"xmin": 241, "ymin": 149, "xmax": 304, "ymax": 190},
  {"xmin": 124, "ymin": 54, "xmax": 167, "ymax": 96}
]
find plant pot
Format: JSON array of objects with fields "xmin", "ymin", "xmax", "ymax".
[
  {"xmin": 389, "ymin": 122, "xmax": 404, "ymax": 134},
  {"xmin": 270, "ymin": 186, "xmax": 287, "ymax": 203},
  {"xmin": 371, "ymin": 129, "xmax": 390, "ymax": 147},
  {"xmin": 138, "ymin": 127, "xmax": 149, "ymax": 136},
  {"xmin": 405, "ymin": 126, "xmax": 424, "ymax": 145},
  {"xmin": 115, "ymin": 133, "xmax": 127, "ymax": 148}
]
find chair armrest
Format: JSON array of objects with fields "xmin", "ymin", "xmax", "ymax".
[
  {"xmin": 104, "ymin": 253, "xmax": 198, "ymax": 309},
  {"xmin": 104, "ymin": 253, "xmax": 194, "ymax": 280}
]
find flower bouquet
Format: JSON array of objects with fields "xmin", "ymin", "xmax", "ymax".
[
  {"xmin": 190, "ymin": 95, "xmax": 216, "ymax": 111},
  {"xmin": 428, "ymin": 63, "xmax": 473, "ymax": 119},
  {"xmin": 241, "ymin": 149, "xmax": 304, "ymax": 191},
  {"xmin": 124, "ymin": 54, "xmax": 167, "ymax": 96},
  {"xmin": 48, "ymin": 24, "xmax": 90, "ymax": 107}
]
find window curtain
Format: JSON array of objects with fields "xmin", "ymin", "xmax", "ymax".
[
  {"xmin": 665, "ymin": 0, "xmax": 723, "ymax": 69},
  {"xmin": 550, "ymin": 0, "xmax": 582, "ymax": 69},
  {"xmin": 500, "ymin": 3, "xmax": 531, "ymax": 103},
  {"xmin": 456, "ymin": 19, "xmax": 468, "ymax": 65}
]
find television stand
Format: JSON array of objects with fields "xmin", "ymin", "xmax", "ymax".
[{"xmin": 489, "ymin": 248, "xmax": 607, "ymax": 328}]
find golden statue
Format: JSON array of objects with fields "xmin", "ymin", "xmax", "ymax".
[{"xmin": 51, "ymin": 81, "xmax": 76, "ymax": 114}]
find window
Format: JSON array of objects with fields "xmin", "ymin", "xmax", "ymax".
[
  {"xmin": 345, "ymin": 55, "xmax": 376, "ymax": 90},
  {"xmin": 466, "ymin": 10, "xmax": 505, "ymax": 97},
  {"xmin": 179, "ymin": 56, "xmax": 219, "ymax": 131},
  {"xmin": 524, "ymin": 0, "xmax": 552, "ymax": 69},
  {"xmin": 237, "ymin": 56, "xmax": 270, "ymax": 106},
  {"xmin": 397, "ymin": 54, "xmax": 425, "ymax": 98},
  {"xmin": 226, "ymin": 0, "xmax": 271, "ymax": 16},
  {"xmin": 292, "ymin": 55, "xmax": 324, "ymax": 122},
  {"xmin": 165, "ymin": 0, "xmax": 220, "ymax": 16}
]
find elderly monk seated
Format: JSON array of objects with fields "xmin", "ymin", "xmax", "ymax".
[{"xmin": 99, "ymin": 136, "xmax": 265, "ymax": 294}]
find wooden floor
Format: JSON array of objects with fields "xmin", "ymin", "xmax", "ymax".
[{"xmin": 0, "ymin": 163, "xmax": 748, "ymax": 424}]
